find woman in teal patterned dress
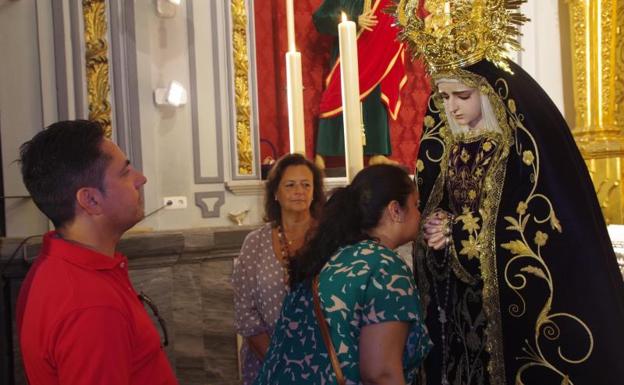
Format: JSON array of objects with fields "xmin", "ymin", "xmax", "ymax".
[{"xmin": 254, "ymin": 165, "xmax": 432, "ymax": 385}]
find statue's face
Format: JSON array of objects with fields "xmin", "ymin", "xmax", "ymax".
[{"xmin": 437, "ymin": 81, "xmax": 483, "ymax": 130}]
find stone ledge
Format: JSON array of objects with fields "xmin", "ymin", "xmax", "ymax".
[{"xmin": 0, "ymin": 225, "xmax": 260, "ymax": 268}]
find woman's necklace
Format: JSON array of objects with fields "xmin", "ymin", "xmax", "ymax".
[
  {"xmin": 277, "ymin": 224, "xmax": 293, "ymax": 262},
  {"xmin": 277, "ymin": 223, "xmax": 301, "ymax": 285}
]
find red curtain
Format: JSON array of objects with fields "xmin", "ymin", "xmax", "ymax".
[{"xmin": 253, "ymin": 0, "xmax": 430, "ymax": 169}]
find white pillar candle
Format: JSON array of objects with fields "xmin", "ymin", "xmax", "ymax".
[
  {"xmin": 338, "ymin": 12, "xmax": 364, "ymax": 181},
  {"xmin": 285, "ymin": 0, "xmax": 305, "ymax": 154},
  {"xmin": 286, "ymin": 51, "xmax": 306, "ymax": 154},
  {"xmin": 286, "ymin": 0, "xmax": 296, "ymax": 52}
]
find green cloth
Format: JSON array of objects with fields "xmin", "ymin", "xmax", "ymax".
[
  {"xmin": 313, "ymin": 0, "xmax": 392, "ymax": 156},
  {"xmin": 253, "ymin": 240, "xmax": 432, "ymax": 384}
]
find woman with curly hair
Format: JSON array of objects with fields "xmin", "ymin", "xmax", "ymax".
[{"xmin": 232, "ymin": 153, "xmax": 325, "ymax": 385}]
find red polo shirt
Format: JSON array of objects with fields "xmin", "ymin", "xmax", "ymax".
[{"xmin": 17, "ymin": 231, "xmax": 178, "ymax": 385}]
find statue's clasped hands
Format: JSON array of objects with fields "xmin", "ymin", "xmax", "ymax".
[{"xmin": 423, "ymin": 210, "xmax": 453, "ymax": 250}]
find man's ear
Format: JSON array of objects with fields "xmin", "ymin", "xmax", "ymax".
[{"xmin": 75, "ymin": 187, "xmax": 104, "ymax": 215}]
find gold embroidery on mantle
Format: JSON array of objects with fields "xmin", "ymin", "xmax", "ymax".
[
  {"xmin": 231, "ymin": 0, "xmax": 253, "ymax": 175},
  {"xmin": 83, "ymin": 0, "xmax": 112, "ymax": 138},
  {"xmin": 497, "ymin": 82, "xmax": 595, "ymax": 384}
]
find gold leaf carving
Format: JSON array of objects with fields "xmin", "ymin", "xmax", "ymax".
[
  {"xmin": 83, "ymin": 0, "xmax": 112, "ymax": 138},
  {"xmin": 231, "ymin": 0, "xmax": 253, "ymax": 175},
  {"xmin": 567, "ymin": 0, "xmax": 624, "ymax": 223}
]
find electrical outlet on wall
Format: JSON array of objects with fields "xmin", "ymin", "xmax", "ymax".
[{"xmin": 163, "ymin": 196, "xmax": 187, "ymax": 209}]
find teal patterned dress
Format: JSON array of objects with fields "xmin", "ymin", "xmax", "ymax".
[{"xmin": 254, "ymin": 240, "xmax": 432, "ymax": 384}]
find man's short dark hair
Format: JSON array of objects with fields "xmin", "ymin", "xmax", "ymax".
[{"xmin": 20, "ymin": 120, "xmax": 111, "ymax": 227}]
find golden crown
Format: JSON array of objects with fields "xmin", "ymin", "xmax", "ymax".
[{"xmin": 393, "ymin": 0, "xmax": 529, "ymax": 74}]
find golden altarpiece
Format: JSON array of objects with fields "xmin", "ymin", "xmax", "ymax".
[{"xmin": 567, "ymin": 0, "xmax": 624, "ymax": 224}]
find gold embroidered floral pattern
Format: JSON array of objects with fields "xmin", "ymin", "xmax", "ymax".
[
  {"xmin": 460, "ymin": 235, "xmax": 480, "ymax": 260},
  {"xmin": 457, "ymin": 208, "xmax": 481, "ymax": 233},
  {"xmin": 416, "ymin": 159, "xmax": 425, "ymax": 172},
  {"xmin": 516, "ymin": 201, "xmax": 528, "ymax": 215},
  {"xmin": 534, "ymin": 231, "xmax": 548, "ymax": 247},
  {"xmin": 460, "ymin": 148, "xmax": 471, "ymax": 163},
  {"xmin": 447, "ymin": 136, "xmax": 499, "ymax": 214},
  {"xmin": 498, "ymin": 82, "xmax": 594, "ymax": 384},
  {"xmin": 522, "ymin": 150, "xmax": 534, "ymax": 165},
  {"xmin": 424, "ymin": 115, "xmax": 436, "ymax": 128}
]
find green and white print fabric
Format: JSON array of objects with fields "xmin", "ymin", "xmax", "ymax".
[{"xmin": 254, "ymin": 240, "xmax": 432, "ymax": 385}]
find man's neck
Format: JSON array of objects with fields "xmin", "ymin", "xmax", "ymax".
[{"xmin": 56, "ymin": 226, "xmax": 120, "ymax": 258}]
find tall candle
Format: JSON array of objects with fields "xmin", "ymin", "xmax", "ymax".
[
  {"xmin": 286, "ymin": 51, "xmax": 305, "ymax": 154},
  {"xmin": 286, "ymin": 0, "xmax": 296, "ymax": 52},
  {"xmin": 338, "ymin": 12, "xmax": 364, "ymax": 181},
  {"xmin": 285, "ymin": 0, "xmax": 305, "ymax": 154}
]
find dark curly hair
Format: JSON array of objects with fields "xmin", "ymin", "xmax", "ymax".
[
  {"xmin": 288, "ymin": 164, "xmax": 415, "ymax": 289},
  {"xmin": 264, "ymin": 153, "xmax": 325, "ymax": 224}
]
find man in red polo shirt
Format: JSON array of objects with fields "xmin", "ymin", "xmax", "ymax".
[{"xmin": 17, "ymin": 120, "xmax": 178, "ymax": 385}]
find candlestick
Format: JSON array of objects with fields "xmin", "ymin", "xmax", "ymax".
[{"xmin": 338, "ymin": 12, "xmax": 364, "ymax": 181}]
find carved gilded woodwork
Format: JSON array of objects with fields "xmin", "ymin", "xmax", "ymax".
[
  {"xmin": 567, "ymin": 0, "xmax": 624, "ymax": 223},
  {"xmin": 83, "ymin": 0, "xmax": 112, "ymax": 138},
  {"xmin": 231, "ymin": 0, "xmax": 254, "ymax": 175}
]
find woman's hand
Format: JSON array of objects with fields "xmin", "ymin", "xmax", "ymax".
[
  {"xmin": 423, "ymin": 210, "xmax": 452, "ymax": 250},
  {"xmin": 357, "ymin": 10, "xmax": 378, "ymax": 31}
]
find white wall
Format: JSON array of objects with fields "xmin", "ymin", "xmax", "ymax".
[
  {"xmin": 515, "ymin": 0, "xmax": 566, "ymax": 115},
  {"xmin": 131, "ymin": 0, "xmax": 264, "ymax": 231},
  {"xmin": 0, "ymin": 0, "xmax": 52, "ymax": 237}
]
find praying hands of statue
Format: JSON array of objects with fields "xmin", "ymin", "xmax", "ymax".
[
  {"xmin": 423, "ymin": 210, "xmax": 452, "ymax": 250},
  {"xmin": 357, "ymin": 10, "xmax": 378, "ymax": 31}
]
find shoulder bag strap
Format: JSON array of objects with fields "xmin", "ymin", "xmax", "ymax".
[{"xmin": 312, "ymin": 275, "xmax": 346, "ymax": 385}]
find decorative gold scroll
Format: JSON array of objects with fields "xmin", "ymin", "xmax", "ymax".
[
  {"xmin": 231, "ymin": 0, "xmax": 253, "ymax": 175},
  {"xmin": 83, "ymin": 0, "xmax": 112, "ymax": 138},
  {"xmin": 567, "ymin": 0, "xmax": 624, "ymax": 224}
]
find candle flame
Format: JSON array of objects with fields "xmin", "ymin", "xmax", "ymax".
[{"xmin": 341, "ymin": 12, "xmax": 348, "ymax": 23}]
